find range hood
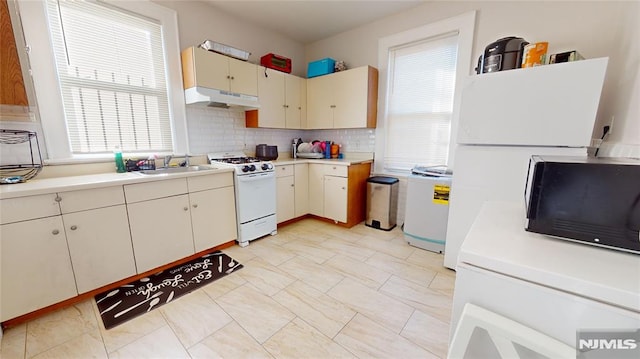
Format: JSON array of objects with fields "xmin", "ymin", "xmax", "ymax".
[{"xmin": 184, "ymin": 87, "xmax": 260, "ymax": 109}]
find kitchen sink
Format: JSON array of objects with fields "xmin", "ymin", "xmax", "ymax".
[{"xmin": 138, "ymin": 165, "xmax": 217, "ymax": 175}]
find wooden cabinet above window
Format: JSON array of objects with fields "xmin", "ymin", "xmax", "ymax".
[{"xmin": 0, "ymin": 0, "xmax": 28, "ymax": 107}]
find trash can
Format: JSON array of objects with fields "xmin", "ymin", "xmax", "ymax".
[{"xmin": 366, "ymin": 176, "xmax": 399, "ymax": 231}]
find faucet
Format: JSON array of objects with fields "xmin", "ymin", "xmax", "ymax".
[
  {"xmin": 164, "ymin": 155, "xmax": 172, "ymax": 168},
  {"xmin": 180, "ymin": 154, "xmax": 190, "ymax": 167}
]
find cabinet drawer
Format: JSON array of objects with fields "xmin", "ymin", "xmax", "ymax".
[
  {"xmin": 0, "ymin": 194, "xmax": 60, "ymax": 224},
  {"xmin": 187, "ymin": 172, "xmax": 233, "ymax": 192},
  {"xmin": 276, "ymin": 165, "xmax": 294, "ymax": 178},
  {"xmin": 124, "ymin": 178, "xmax": 188, "ymax": 203},
  {"xmin": 58, "ymin": 186, "xmax": 125, "ymax": 213},
  {"xmin": 324, "ymin": 164, "xmax": 348, "ymax": 177}
]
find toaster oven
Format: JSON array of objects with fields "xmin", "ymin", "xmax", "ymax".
[{"xmin": 260, "ymin": 53, "xmax": 292, "ymax": 73}]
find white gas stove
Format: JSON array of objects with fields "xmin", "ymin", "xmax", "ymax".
[
  {"xmin": 207, "ymin": 152, "xmax": 275, "ymax": 175},
  {"xmin": 208, "ymin": 152, "xmax": 277, "ymax": 246}
]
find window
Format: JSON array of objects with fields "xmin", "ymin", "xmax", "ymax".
[
  {"xmin": 18, "ymin": 0, "xmax": 187, "ymax": 161},
  {"xmin": 375, "ymin": 12, "xmax": 476, "ymax": 173}
]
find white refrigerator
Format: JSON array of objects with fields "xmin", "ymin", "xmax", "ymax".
[{"xmin": 443, "ymin": 57, "xmax": 609, "ymax": 270}]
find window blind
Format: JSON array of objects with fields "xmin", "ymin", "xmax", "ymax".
[
  {"xmin": 46, "ymin": 0, "xmax": 173, "ymax": 154},
  {"xmin": 384, "ymin": 33, "xmax": 458, "ymax": 171}
]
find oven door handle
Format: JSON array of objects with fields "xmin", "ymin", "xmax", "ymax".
[{"xmin": 236, "ymin": 172, "xmax": 274, "ymax": 182}]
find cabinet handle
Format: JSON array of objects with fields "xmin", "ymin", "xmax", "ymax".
[
  {"xmin": 183, "ymin": 207, "xmax": 189, "ymax": 211},
  {"xmin": 55, "ymin": 196, "xmax": 62, "ymax": 202},
  {"xmin": 192, "ymin": 204, "xmax": 198, "ymax": 208},
  {"xmin": 230, "ymin": 76, "xmax": 235, "ymax": 80},
  {"xmin": 330, "ymin": 105, "xmax": 336, "ymax": 108},
  {"xmin": 226, "ymin": 75, "xmax": 231, "ymax": 79},
  {"xmin": 342, "ymin": 187, "xmax": 346, "ymax": 190},
  {"xmin": 52, "ymin": 229, "xmax": 60, "ymax": 235},
  {"xmin": 290, "ymin": 184, "xmax": 294, "ymax": 187},
  {"xmin": 333, "ymin": 166, "xmax": 337, "ymax": 170},
  {"xmin": 70, "ymin": 225, "xmax": 78, "ymax": 231}
]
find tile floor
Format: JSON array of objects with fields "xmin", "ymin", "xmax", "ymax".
[{"xmin": 0, "ymin": 218, "xmax": 456, "ymax": 359}]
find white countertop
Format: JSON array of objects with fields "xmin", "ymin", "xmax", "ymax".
[
  {"xmin": 273, "ymin": 152, "xmax": 374, "ymax": 166},
  {"xmin": 0, "ymin": 166, "xmax": 234, "ymax": 199},
  {"xmin": 458, "ymin": 201, "xmax": 640, "ymax": 313}
]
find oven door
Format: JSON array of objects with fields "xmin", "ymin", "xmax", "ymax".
[{"xmin": 235, "ymin": 172, "xmax": 276, "ymax": 224}]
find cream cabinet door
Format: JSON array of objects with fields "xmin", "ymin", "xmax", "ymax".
[
  {"xmin": 127, "ymin": 195, "xmax": 195, "ymax": 273},
  {"xmin": 63, "ymin": 205, "xmax": 136, "ymax": 294},
  {"xmin": 308, "ymin": 164, "xmax": 325, "ymax": 216},
  {"xmin": 1, "ymin": 216, "xmax": 77, "ymax": 321},
  {"xmin": 190, "ymin": 187, "xmax": 237, "ymax": 252},
  {"xmin": 285, "ymin": 74, "xmax": 303, "ymax": 129},
  {"xmin": 333, "ymin": 66, "xmax": 370, "ymax": 129},
  {"xmin": 192, "ymin": 48, "xmax": 230, "ymax": 91},
  {"xmin": 229, "ymin": 57, "xmax": 258, "ymax": 96},
  {"xmin": 256, "ymin": 69, "xmax": 286, "ymax": 128},
  {"xmin": 324, "ymin": 175, "xmax": 348, "ymax": 223},
  {"xmin": 294, "ymin": 163, "xmax": 309, "ymax": 216},
  {"xmin": 276, "ymin": 175, "xmax": 295, "ymax": 223},
  {"xmin": 306, "ymin": 75, "xmax": 334, "ymax": 129}
]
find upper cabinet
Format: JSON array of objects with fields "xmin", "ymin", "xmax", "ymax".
[
  {"xmin": 245, "ymin": 68, "xmax": 306, "ymax": 129},
  {"xmin": 307, "ymin": 66, "xmax": 378, "ymax": 129},
  {"xmin": 1, "ymin": 0, "xmax": 28, "ymax": 107},
  {"xmin": 181, "ymin": 46, "xmax": 258, "ymax": 97}
]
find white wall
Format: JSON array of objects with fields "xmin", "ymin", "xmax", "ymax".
[
  {"xmin": 305, "ymin": 1, "xmax": 640, "ymax": 155},
  {"xmin": 151, "ymin": 1, "xmax": 376, "ymax": 159},
  {"xmin": 153, "ymin": 0, "xmax": 307, "ymax": 77}
]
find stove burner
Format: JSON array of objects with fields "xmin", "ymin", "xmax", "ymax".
[{"xmin": 214, "ymin": 157, "xmax": 261, "ymax": 164}]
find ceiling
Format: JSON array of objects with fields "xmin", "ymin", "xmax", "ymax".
[{"xmin": 202, "ymin": 0, "xmax": 426, "ymax": 44}]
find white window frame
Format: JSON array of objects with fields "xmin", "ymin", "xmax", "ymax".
[
  {"xmin": 17, "ymin": 0, "xmax": 188, "ymax": 162},
  {"xmin": 374, "ymin": 11, "xmax": 476, "ymax": 174}
]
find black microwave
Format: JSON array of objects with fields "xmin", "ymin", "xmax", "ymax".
[{"xmin": 524, "ymin": 155, "xmax": 640, "ymax": 254}]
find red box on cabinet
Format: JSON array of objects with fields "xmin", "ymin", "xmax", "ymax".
[{"xmin": 260, "ymin": 53, "xmax": 292, "ymax": 73}]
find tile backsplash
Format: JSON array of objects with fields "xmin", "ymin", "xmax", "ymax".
[{"xmin": 186, "ymin": 106, "xmax": 376, "ymax": 156}]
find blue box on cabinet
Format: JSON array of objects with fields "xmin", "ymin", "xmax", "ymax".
[{"xmin": 307, "ymin": 58, "xmax": 335, "ymax": 78}]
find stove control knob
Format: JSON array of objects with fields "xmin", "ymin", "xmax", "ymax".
[
  {"xmin": 261, "ymin": 163, "xmax": 272, "ymax": 171},
  {"xmin": 242, "ymin": 165, "xmax": 250, "ymax": 173},
  {"xmin": 249, "ymin": 165, "xmax": 256, "ymax": 172}
]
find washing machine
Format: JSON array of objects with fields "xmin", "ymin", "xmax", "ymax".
[{"xmin": 403, "ymin": 171, "xmax": 452, "ymax": 253}]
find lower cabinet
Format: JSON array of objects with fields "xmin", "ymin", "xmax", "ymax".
[
  {"xmin": 127, "ymin": 194, "xmax": 195, "ymax": 274},
  {"xmin": 306, "ymin": 162, "xmax": 371, "ymax": 227},
  {"xmin": 0, "ymin": 172, "xmax": 238, "ymax": 322},
  {"xmin": 190, "ymin": 186, "xmax": 237, "ymax": 252},
  {"xmin": 324, "ymin": 175, "xmax": 348, "ymax": 222},
  {"xmin": 308, "ymin": 164, "xmax": 325, "ymax": 217},
  {"xmin": 63, "ymin": 205, "xmax": 136, "ymax": 294},
  {"xmin": 276, "ymin": 165, "xmax": 296, "ymax": 223},
  {"xmin": 294, "ymin": 163, "xmax": 309, "ymax": 217},
  {"xmin": 0, "ymin": 216, "xmax": 78, "ymax": 321}
]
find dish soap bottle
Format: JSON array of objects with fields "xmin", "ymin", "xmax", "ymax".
[{"xmin": 114, "ymin": 146, "xmax": 126, "ymax": 173}]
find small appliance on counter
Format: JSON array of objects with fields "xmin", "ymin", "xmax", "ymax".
[
  {"xmin": 476, "ymin": 36, "xmax": 529, "ymax": 74},
  {"xmin": 525, "ymin": 155, "xmax": 640, "ymax": 254},
  {"xmin": 255, "ymin": 144, "xmax": 278, "ymax": 160}
]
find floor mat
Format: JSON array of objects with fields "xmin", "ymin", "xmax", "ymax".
[{"xmin": 95, "ymin": 251, "xmax": 242, "ymax": 329}]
